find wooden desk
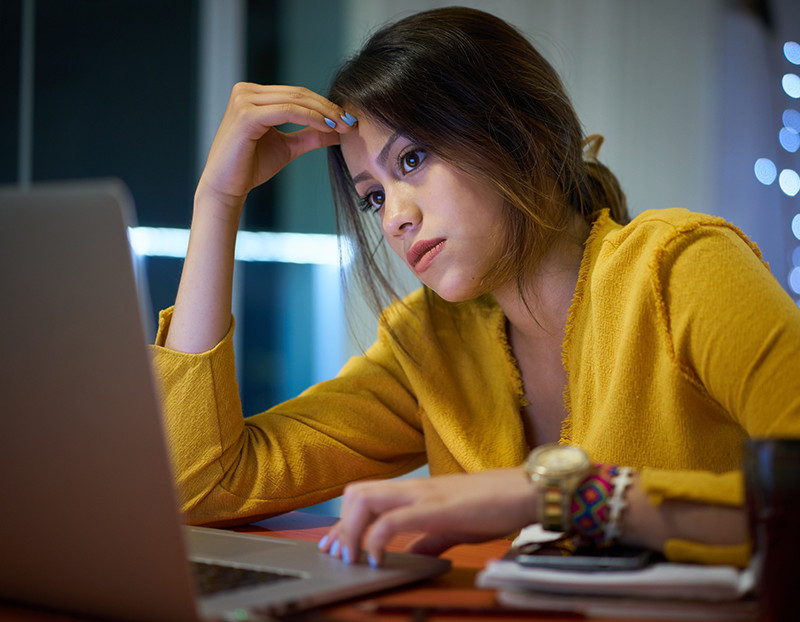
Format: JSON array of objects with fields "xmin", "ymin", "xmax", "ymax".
[{"xmin": 0, "ymin": 512, "xmax": 758, "ymax": 621}]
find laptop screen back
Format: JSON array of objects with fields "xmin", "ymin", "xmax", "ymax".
[{"xmin": 0, "ymin": 180, "xmax": 200, "ymax": 621}]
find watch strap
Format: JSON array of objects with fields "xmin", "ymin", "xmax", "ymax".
[{"xmin": 541, "ymin": 480, "xmax": 572, "ymax": 531}]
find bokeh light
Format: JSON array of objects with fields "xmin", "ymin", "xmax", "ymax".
[
  {"xmin": 785, "ymin": 41, "xmax": 800, "ymax": 65},
  {"xmin": 784, "ymin": 109, "xmax": 800, "ymax": 132},
  {"xmin": 779, "ymin": 169, "xmax": 800, "ymax": 196},
  {"xmin": 790, "ymin": 267, "xmax": 800, "ymax": 295},
  {"xmin": 780, "ymin": 128, "xmax": 800, "ymax": 152},
  {"xmin": 783, "ymin": 74, "xmax": 800, "ymax": 98},
  {"xmin": 754, "ymin": 158, "xmax": 777, "ymax": 185}
]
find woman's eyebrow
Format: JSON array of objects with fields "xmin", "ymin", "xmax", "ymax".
[
  {"xmin": 351, "ymin": 132, "xmax": 401, "ymax": 185},
  {"xmin": 377, "ymin": 132, "xmax": 401, "ymax": 167}
]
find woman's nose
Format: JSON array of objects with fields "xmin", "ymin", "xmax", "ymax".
[{"xmin": 381, "ymin": 190, "xmax": 421, "ymax": 237}]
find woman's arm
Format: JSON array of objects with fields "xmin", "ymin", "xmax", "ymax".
[
  {"xmin": 613, "ymin": 472, "xmax": 747, "ymax": 553},
  {"xmin": 319, "ymin": 467, "xmax": 748, "ymax": 567},
  {"xmin": 165, "ymin": 83, "xmax": 356, "ymax": 354},
  {"xmin": 151, "ymin": 305, "xmax": 428, "ymax": 526}
]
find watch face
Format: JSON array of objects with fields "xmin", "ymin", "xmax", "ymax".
[{"xmin": 534, "ymin": 445, "xmax": 589, "ymax": 476}]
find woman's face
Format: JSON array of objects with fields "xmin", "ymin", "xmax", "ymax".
[{"xmin": 339, "ymin": 114, "xmax": 509, "ymax": 302}]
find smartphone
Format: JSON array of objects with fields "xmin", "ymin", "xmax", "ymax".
[{"xmin": 512, "ymin": 542, "xmax": 657, "ymax": 571}]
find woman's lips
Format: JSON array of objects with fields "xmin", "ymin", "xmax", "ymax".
[{"xmin": 407, "ymin": 238, "xmax": 446, "ymax": 273}]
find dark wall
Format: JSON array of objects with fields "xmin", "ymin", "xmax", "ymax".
[
  {"xmin": 0, "ymin": 1, "xmax": 22, "ymax": 184},
  {"xmin": 2, "ymin": 0, "xmax": 200, "ymax": 227},
  {"xmin": 2, "ymin": 0, "xmax": 346, "ymax": 415}
]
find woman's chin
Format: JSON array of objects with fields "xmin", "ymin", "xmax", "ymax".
[{"xmin": 424, "ymin": 280, "xmax": 485, "ymax": 304}]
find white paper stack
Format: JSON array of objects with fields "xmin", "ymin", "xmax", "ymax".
[{"xmin": 476, "ymin": 526, "xmax": 761, "ymax": 620}]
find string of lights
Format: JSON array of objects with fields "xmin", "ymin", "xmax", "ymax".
[{"xmin": 753, "ymin": 40, "xmax": 800, "ymax": 303}]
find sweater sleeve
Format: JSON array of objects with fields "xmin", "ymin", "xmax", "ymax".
[
  {"xmin": 655, "ymin": 222, "xmax": 800, "ymax": 438},
  {"xmin": 640, "ymin": 468, "xmax": 751, "ymax": 567},
  {"xmin": 150, "ymin": 307, "xmax": 426, "ymax": 526},
  {"xmin": 646, "ymin": 222, "xmax": 800, "ymax": 566}
]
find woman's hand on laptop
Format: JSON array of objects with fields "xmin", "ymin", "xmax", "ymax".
[{"xmin": 318, "ymin": 467, "xmax": 537, "ymax": 567}]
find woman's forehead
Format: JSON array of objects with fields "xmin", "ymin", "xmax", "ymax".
[{"xmin": 339, "ymin": 116, "xmax": 407, "ymax": 177}]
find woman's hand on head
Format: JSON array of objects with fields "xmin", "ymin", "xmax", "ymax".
[
  {"xmin": 318, "ymin": 467, "xmax": 537, "ymax": 567},
  {"xmin": 196, "ymin": 83, "xmax": 356, "ymax": 215}
]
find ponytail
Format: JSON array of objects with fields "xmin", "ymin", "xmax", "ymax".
[{"xmin": 581, "ymin": 135, "xmax": 629, "ymax": 225}]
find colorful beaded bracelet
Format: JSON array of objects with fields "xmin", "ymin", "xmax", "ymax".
[{"xmin": 570, "ymin": 463, "xmax": 634, "ymax": 546}]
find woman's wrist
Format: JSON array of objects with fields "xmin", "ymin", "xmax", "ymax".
[
  {"xmin": 193, "ymin": 178, "xmax": 247, "ymax": 227},
  {"xmin": 164, "ymin": 185, "xmax": 242, "ymax": 354},
  {"xmin": 520, "ymin": 449, "xmax": 637, "ymax": 547},
  {"xmin": 513, "ymin": 465, "xmax": 541, "ymax": 526}
]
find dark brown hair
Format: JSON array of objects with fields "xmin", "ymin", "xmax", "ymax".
[{"xmin": 327, "ymin": 6, "xmax": 628, "ymax": 317}]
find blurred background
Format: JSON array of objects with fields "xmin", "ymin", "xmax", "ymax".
[{"xmin": 2, "ymin": 0, "xmax": 799, "ymax": 513}]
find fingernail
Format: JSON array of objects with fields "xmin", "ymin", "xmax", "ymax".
[
  {"xmin": 330, "ymin": 540, "xmax": 340, "ymax": 557},
  {"xmin": 324, "ymin": 117, "xmax": 337, "ymax": 129},
  {"xmin": 318, "ymin": 535, "xmax": 329, "ymax": 549},
  {"xmin": 340, "ymin": 112, "xmax": 357, "ymax": 126},
  {"xmin": 368, "ymin": 554, "xmax": 378, "ymax": 568},
  {"xmin": 342, "ymin": 546, "xmax": 351, "ymax": 564}
]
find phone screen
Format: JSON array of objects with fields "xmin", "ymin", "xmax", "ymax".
[{"xmin": 512, "ymin": 542, "xmax": 659, "ymax": 572}]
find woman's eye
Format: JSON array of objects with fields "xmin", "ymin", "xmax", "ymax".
[
  {"xmin": 360, "ymin": 190, "xmax": 385, "ymax": 213},
  {"xmin": 400, "ymin": 149, "xmax": 426, "ymax": 174}
]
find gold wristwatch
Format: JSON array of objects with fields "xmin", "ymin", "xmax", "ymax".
[{"xmin": 524, "ymin": 444, "xmax": 591, "ymax": 532}]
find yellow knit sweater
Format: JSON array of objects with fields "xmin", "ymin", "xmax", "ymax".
[{"xmin": 150, "ymin": 209, "xmax": 800, "ymax": 565}]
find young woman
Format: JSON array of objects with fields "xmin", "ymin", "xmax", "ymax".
[{"xmin": 151, "ymin": 7, "xmax": 800, "ymax": 569}]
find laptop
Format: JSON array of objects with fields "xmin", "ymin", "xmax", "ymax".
[{"xmin": 0, "ymin": 180, "xmax": 449, "ymax": 621}]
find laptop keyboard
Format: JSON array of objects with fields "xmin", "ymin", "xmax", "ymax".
[{"xmin": 191, "ymin": 561, "xmax": 301, "ymax": 596}]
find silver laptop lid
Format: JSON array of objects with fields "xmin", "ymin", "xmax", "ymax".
[
  {"xmin": 0, "ymin": 180, "xmax": 200, "ymax": 621},
  {"xmin": 0, "ymin": 180, "xmax": 450, "ymax": 622}
]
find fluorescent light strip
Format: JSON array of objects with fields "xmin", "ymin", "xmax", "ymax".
[{"xmin": 128, "ymin": 227, "xmax": 340, "ymax": 266}]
